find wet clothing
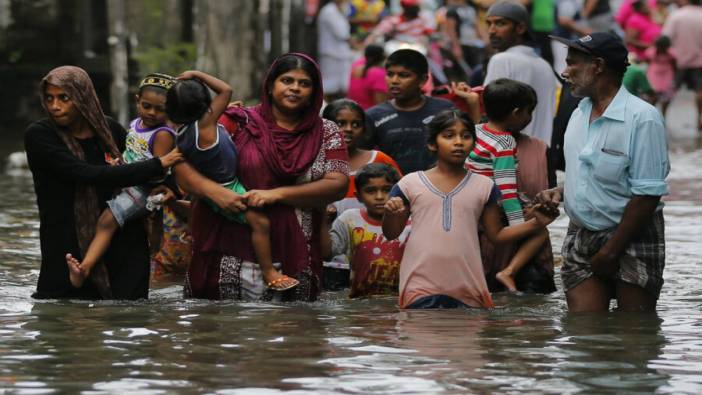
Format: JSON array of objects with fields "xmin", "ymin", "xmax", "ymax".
[
  {"xmin": 392, "ymin": 171, "xmax": 498, "ymax": 309},
  {"xmin": 330, "ymin": 208, "xmax": 410, "ymax": 298},
  {"xmin": 25, "ymin": 118, "xmax": 164, "ymax": 299},
  {"xmin": 561, "ymin": 211, "xmax": 665, "ymax": 298},
  {"xmin": 406, "ymin": 294, "xmax": 470, "ymax": 309},
  {"xmin": 563, "ymin": 86, "xmax": 669, "ymax": 231},
  {"xmin": 365, "ymin": 97, "xmax": 454, "ymax": 174}
]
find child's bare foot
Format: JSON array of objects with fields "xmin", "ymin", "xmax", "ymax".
[
  {"xmin": 263, "ymin": 270, "xmax": 299, "ymax": 291},
  {"xmin": 496, "ymin": 270, "xmax": 517, "ymax": 292},
  {"xmin": 66, "ymin": 253, "xmax": 89, "ymax": 288}
]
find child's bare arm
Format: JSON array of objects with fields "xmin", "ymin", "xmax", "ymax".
[
  {"xmin": 481, "ymin": 203, "xmax": 556, "ymax": 244},
  {"xmin": 151, "ymin": 130, "xmax": 175, "ymax": 157},
  {"xmin": 177, "ymin": 70, "xmax": 232, "ymax": 128},
  {"xmin": 382, "ymin": 197, "xmax": 410, "ymax": 240}
]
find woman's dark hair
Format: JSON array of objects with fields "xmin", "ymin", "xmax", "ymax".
[
  {"xmin": 386, "ymin": 49, "xmax": 428, "ymax": 77},
  {"xmin": 354, "ymin": 163, "xmax": 401, "ymax": 191},
  {"xmin": 322, "ymin": 98, "xmax": 366, "ymax": 126},
  {"xmin": 427, "ymin": 109, "xmax": 476, "ymax": 144},
  {"xmin": 166, "ymin": 79, "xmax": 211, "ymax": 124},
  {"xmin": 363, "ymin": 44, "xmax": 386, "ymax": 77},
  {"xmin": 483, "ymin": 78, "xmax": 537, "ymax": 122},
  {"xmin": 266, "ymin": 54, "xmax": 319, "ymax": 97}
]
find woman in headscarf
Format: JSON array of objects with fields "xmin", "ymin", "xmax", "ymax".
[
  {"xmin": 25, "ymin": 66, "xmax": 170, "ymax": 299},
  {"xmin": 174, "ymin": 53, "xmax": 349, "ymax": 301}
]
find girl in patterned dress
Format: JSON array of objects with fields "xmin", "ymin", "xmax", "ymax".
[{"xmin": 383, "ymin": 109, "xmax": 557, "ymax": 309}]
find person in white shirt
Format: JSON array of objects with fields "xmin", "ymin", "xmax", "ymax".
[
  {"xmin": 318, "ymin": 0, "xmax": 355, "ymax": 102},
  {"xmin": 483, "ymin": 1, "xmax": 560, "ymax": 148}
]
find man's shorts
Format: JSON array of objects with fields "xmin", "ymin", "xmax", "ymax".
[
  {"xmin": 204, "ymin": 178, "xmax": 247, "ymax": 224},
  {"xmin": 560, "ymin": 210, "xmax": 665, "ymax": 299},
  {"xmin": 677, "ymin": 68, "xmax": 702, "ymax": 91},
  {"xmin": 107, "ymin": 185, "xmax": 150, "ymax": 227}
]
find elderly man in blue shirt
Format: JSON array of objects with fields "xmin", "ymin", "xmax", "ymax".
[{"xmin": 538, "ymin": 32, "xmax": 670, "ymax": 312}]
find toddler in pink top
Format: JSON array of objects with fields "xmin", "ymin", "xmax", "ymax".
[
  {"xmin": 645, "ymin": 36, "xmax": 676, "ymax": 116},
  {"xmin": 382, "ymin": 110, "xmax": 558, "ymax": 309}
]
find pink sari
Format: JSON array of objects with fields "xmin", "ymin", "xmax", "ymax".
[{"xmin": 185, "ymin": 54, "xmax": 349, "ymax": 301}]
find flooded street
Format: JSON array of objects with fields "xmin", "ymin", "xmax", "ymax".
[{"xmin": 0, "ymin": 92, "xmax": 701, "ymax": 394}]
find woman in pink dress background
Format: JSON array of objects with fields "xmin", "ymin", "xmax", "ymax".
[{"xmin": 347, "ymin": 44, "xmax": 388, "ymax": 110}]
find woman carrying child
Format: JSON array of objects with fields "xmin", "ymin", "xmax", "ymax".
[
  {"xmin": 383, "ymin": 109, "xmax": 557, "ymax": 309},
  {"xmin": 65, "ymin": 73, "xmax": 183, "ymax": 289},
  {"xmin": 25, "ymin": 66, "xmax": 177, "ymax": 299},
  {"xmin": 174, "ymin": 54, "xmax": 349, "ymax": 301}
]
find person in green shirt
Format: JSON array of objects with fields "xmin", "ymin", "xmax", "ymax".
[{"xmin": 623, "ymin": 63, "xmax": 657, "ymax": 104}]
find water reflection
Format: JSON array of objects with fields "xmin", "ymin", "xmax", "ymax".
[{"xmin": 0, "ymin": 137, "xmax": 701, "ymax": 393}]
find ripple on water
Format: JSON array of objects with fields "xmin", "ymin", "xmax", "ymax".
[{"xmin": 0, "ymin": 146, "xmax": 702, "ymax": 393}]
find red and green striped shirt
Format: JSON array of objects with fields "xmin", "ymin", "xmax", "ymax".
[{"xmin": 465, "ymin": 123, "xmax": 524, "ymax": 225}]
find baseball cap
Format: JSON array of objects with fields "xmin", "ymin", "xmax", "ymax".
[
  {"xmin": 550, "ymin": 32, "xmax": 630, "ymax": 72},
  {"xmin": 400, "ymin": 0, "xmax": 420, "ymax": 7},
  {"xmin": 486, "ymin": 1, "xmax": 533, "ymax": 39}
]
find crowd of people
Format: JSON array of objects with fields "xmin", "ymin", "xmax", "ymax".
[{"xmin": 24, "ymin": 0, "xmax": 682, "ymax": 313}]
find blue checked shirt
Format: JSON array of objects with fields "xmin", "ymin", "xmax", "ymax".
[{"xmin": 563, "ymin": 86, "xmax": 670, "ymax": 231}]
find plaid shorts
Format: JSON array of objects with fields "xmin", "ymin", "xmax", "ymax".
[{"xmin": 560, "ymin": 211, "xmax": 665, "ymax": 299}]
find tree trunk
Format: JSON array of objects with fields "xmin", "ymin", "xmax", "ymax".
[
  {"xmin": 107, "ymin": 0, "xmax": 129, "ymax": 125},
  {"xmin": 194, "ymin": 0, "xmax": 261, "ymax": 100}
]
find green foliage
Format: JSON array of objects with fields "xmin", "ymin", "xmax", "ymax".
[{"xmin": 133, "ymin": 42, "xmax": 195, "ymax": 77}]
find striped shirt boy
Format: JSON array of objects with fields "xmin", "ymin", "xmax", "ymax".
[{"xmin": 466, "ymin": 123, "xmax": 524, "ymax": 225}]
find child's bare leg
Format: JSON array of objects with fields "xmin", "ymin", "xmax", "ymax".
[
  {"xmin": 496, "ymin": 228, "xmax": 549, "ymax": 292},
  {"xmin": 245, "ymin": 209, "xmax": 298, "ymax": 290},
  {"xmin": 66, "ymin": 208, "xmax": 120, "ymax": 287}
]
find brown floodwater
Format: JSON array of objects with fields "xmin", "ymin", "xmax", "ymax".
[{"xmin": 1, "ymin": 111, "xmax": 701, "ymax": 394}]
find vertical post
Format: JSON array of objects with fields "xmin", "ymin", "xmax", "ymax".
[{"xmin": 106, "ymin": 0, "xmax": 128, "ymax": 125}]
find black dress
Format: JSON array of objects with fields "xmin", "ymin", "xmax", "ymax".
[{"xmin": 24, "ymin": 118, "xmax": 165, "ymax": 299}]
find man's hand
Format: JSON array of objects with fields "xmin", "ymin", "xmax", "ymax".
[
  {"xmin": 591, "ymin": 247, "xmax": 620, "ymax": 278},
  {"xmin": 535, "ymin": 187, "xmax": 563, "ymax": 217}
]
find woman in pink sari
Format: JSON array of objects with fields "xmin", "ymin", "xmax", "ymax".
[{"xmin": 174, "ymin": 54, "xmax": 349, "ymax": 301}]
